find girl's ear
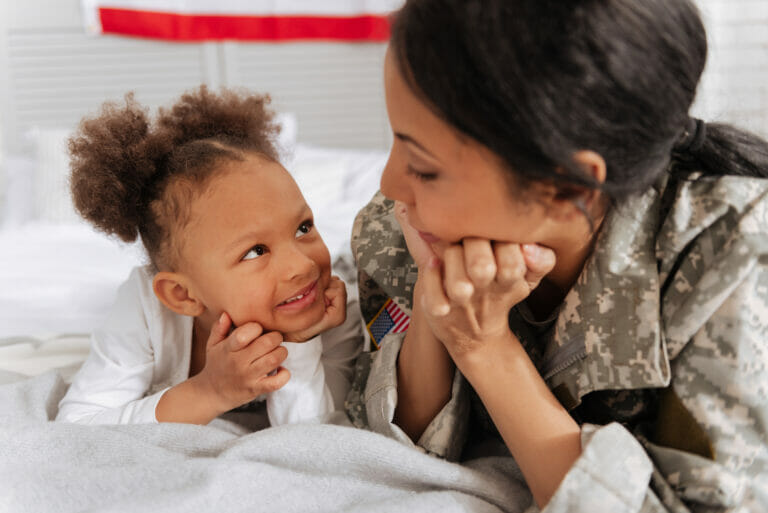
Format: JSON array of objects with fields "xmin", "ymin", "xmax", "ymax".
[{"xmin": 152, "ymin": 272, "xmax": 205, "ymax": 317}]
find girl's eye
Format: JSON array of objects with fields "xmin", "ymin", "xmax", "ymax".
[
  {"xmin": 242, "ymin": 244, "xmax": 268, "ymax": 261},
  {"xmin": 296, "ymin": 220, "xmax": 314, "ymax": 238},
  {"xmin": 406, "ymin": 165, "xmax": 438, "ymax": 182}
]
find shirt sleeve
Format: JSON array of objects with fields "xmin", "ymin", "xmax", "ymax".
[
  {"xmin": 56, "ymin": 267, "xmax": 165, "ymax": 425},
  {"xmin": 318, "ymin": 297, "xmax": 364, "ymax": 410},
  {"xmin": 349, "ymin": 331, "xmax": 470, "ymax": 461}
]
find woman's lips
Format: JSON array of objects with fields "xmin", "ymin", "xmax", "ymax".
[
  {"xmin": 418, "ymin": 230, "xmax": 441, "ymax": 244},
  {"xmin": 276, "ymin": 280, "xmax": 319, "ymax": 312}
]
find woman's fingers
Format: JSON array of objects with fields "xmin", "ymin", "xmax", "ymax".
[
  {"xmin": 521, "ymin": 244, "xmax": 556, "ymax": 289},
  {"xmin": 443, "ymin": 245, "xmax": 474, "ymax": 304},
  {"xmin": 492, "ymin": 242, "xmax": 526, "ymax": 286},
  {"xmin": 420, "ymin": 257, "xmax": 451, "ymax": 317},
  {"xmin": 393, "ymin": 201, "xmax": 437, "ymax": 268},
  {"xmin": 462, "ymin": 238, "xmax": 497, "ymax": 288}
]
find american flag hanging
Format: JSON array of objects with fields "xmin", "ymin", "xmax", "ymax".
[
  {"xmin": 80, "ymin": 0, "xmax": 404, "ymax": 42},
  {"xmin": 366, "ymin": 298, "xmax": 410, "ymax": 349}
]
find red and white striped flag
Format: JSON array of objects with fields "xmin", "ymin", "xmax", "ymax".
[{"xmin": 81, "ymin": 0, "xmax": 404, "ymax": 42}]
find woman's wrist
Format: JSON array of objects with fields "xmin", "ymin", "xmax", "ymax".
[
  {"xmin": 455, "ymin": 330, "xmax": 581, "ymax": 508},
  {"xmin": 393, "ymin": 280, "xmax": 455, "ymax": 441}
]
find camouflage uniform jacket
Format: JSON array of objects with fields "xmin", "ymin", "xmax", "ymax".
[{"xmin": 346, "ymin": 172, "xmax": 768, "ymax": 512}]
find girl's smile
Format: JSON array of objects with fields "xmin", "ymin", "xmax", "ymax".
[{"xmin": 276, "ymin": 280, "xmax": 319, "ymax": 311}]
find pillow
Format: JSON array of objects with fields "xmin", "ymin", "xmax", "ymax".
[
  {"xmin": 33, "ymin": 128, "xmax": 81, "ymax": 224},
  {"xmin": 0, "ymin": 222, "xmax": 145, "ymax": 339}
]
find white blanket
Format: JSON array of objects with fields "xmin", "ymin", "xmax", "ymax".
[{"xmin": 0, "ymin": 372, "xmax": 533, "ymax": 513}]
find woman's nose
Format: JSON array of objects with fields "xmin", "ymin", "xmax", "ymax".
[{"xmin": 380, "ymin": 147, "xmax": 413, "ymax": 205}]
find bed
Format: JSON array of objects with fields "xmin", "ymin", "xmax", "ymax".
[
  {"xmin": 0, "ymin": 127, "xmax": 533, "ymax": 512},
  {"xmin": 0, "ymin": 1, "xmax": 536, "ymax": 507}
]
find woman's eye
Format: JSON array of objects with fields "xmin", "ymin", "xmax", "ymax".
[
  {"xmin": 296, "ymin": 220, "xmax": 314, "ymax": 238},
  {"xmin": 406, "ymin": 165, "xmax": 438, "ymax": 182},
  {"xmin": 243, "ymin": 244, "xmax": 268, "ymax": 261}
]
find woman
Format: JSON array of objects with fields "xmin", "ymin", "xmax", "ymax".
[{"xmin": 346, "ymin": 0, "xmax": 768, "ymax": 511}]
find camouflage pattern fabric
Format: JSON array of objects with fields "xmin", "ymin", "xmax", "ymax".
[{"xmin": 345, "ymin": 172, "xmax": 768, "ymax": 512}]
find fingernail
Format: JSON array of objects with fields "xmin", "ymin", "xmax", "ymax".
[{"xmin": 219, "ymin": 313, "xmax": 227, "ymax": 325}]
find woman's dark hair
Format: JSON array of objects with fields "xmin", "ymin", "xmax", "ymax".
[
  {"xmin": 69, "ymin": 85, "xmax": 280, "ymax": 270},
  {"xmin": 390, "ymin": 0, "xmax": 768, "ymax": 201}
]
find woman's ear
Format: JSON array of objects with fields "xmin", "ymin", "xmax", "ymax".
[
  {"xmin": 572, "ymin": 150, "xmax": 606, "ymax": 185},
  {"xmin": 545, "ymin": 150, "xmax": 607, "ymax": 222},
  {"xmin": 152, "ymin": 272, "xmax": 205, "ymax": 317}
]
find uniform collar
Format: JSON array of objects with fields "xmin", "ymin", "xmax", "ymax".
[{"xmin": 546, "ymin": 179, "xmax": 671, "ymax": 408}]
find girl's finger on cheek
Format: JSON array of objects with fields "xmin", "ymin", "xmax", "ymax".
[
  {"xmin": 229, "ymin": 323, "xmax": 265, "ymax": 352},
  {"xmin": 462, "ymin": 238, "xmax": 497, "ymax": 288},
  {"xmin": 443, "ymin": 245, "xmax": 474, "ymax": 304},
  {"xmin": 421, "ymin": 257, "xmax": 451, "ymax": 317},
  {"xmin": 208, "ymin": 312, "xmax": 231, "ymax": 348},
  {"xmin": 493, "ymin": 242, "xmax": 526, "ymax": 285}
]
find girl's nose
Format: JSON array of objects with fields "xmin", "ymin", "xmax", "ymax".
[{"xmin": 283, "ymin": 244, "xmax": 316, "ymax": 282}]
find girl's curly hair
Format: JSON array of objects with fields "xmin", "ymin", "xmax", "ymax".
[{"xmin": 69, "ymin": 85, "xmax": 280, "ymax": 270}]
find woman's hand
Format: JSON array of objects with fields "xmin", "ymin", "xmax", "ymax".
[
  {"xmin": 393, "ymin": 201, "xmax": 437, "ymax": 268},
  {"xmin": 284, "ymin": 276, "xmax": 347, "ymax": 342},
  {"xmin": 419, "ymin": 239, "xmax": 556, "ymax": 361}
]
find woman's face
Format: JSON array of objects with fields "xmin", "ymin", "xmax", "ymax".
[{"xmin": 380, "ymin": 48, "xmax": 557, "ymax": 248}]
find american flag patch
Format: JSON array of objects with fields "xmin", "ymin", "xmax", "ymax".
[{"xmin": 366, "ymin": 299, "xmax": 410, "ymax": 349}]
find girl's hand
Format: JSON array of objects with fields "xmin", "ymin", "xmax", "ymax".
[
  {"xmin": 195, "ymin": 313, "xmax": 290, "ymax": 413},
  {"xmin": 283, "ymin": 276, "xmax": 347, "ymax": 342},
  {"xmin": 420, "ymin": 239, "xmax": 556, "ymax": 360}
]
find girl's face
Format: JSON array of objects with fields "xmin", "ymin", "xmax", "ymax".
[
  {"xmin": 180, "ymin": 156, "xmax": 332, "ymax": 335},
  {"xmin": 380, "ymin": 48, "xmax": 558, "ymax": 249}
]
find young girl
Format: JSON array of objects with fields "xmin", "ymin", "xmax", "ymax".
[
  {"xmin": 348, "ymin": 0, "xmax": 768, "ymax": 511},
  {"xmin": 57, "ymin": 86, "xmax": 362, "ymax": 427}
]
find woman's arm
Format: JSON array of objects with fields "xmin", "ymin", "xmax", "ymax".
[
  {"xmin": 418, "ymin": 242, "xmax": 577, "ymax": 507},
  {"xmin": 393, "ymin": 279, "xmax": 455, "ymax": 441},
  {"xmin": 454, "ymin": 332, "xmax": 582, "ymax": 508}
]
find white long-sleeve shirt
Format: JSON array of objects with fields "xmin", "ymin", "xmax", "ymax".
[{"xmin": 56, "ymin": 266, "xmax": 362, "ymax": 426}]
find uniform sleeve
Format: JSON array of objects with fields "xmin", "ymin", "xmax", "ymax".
[
  {"xmin": 56, "ymin": 268, "xmax": 166, "ymax": 425},
  {"xmin": 346, "ymin": 331, "xmax": 470, "ymax": 461},
  {"xmin": 545, "ymin": 253, "xmax": 768, "ymax": 512}
]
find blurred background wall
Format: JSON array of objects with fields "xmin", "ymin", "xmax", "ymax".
[{"xmin": 0, "ymin": 0, "xmax": 765, "ymax": 222}]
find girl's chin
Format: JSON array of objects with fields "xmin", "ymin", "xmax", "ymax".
[{"xmin": 278, "ymin": 308, "xmax": 326, "ymax": 340}]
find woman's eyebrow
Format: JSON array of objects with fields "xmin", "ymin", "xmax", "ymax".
[{"xmin": 394, "ymin": 133, "xmax": 441, "ymax": 162}]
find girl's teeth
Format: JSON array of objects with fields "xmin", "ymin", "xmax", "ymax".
[{"xmin": 283, "ymin": 293, "xmax": 305, "ymax": 305}]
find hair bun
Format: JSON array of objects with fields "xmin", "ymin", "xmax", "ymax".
[{"xmin": 69, "ymin": 94, "xmax": 171, "ymax": 242}]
